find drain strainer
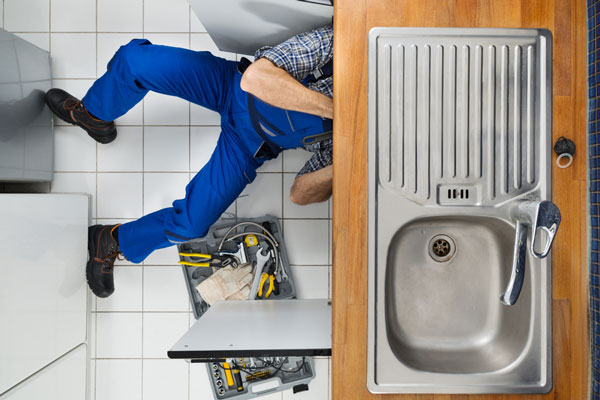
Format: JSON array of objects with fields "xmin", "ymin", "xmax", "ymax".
[{"xmin": 428, "ymin": 234, "xmax": 456, "ymax": 262}]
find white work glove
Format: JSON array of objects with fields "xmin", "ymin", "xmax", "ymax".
[{"xmin": 196, "ymin": 263, "xmax": 253, "ymax": 305}]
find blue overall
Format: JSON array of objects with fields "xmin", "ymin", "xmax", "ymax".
[{"xmin": 81, "ymin": 39, "xmax": 332, "ymax": 263}]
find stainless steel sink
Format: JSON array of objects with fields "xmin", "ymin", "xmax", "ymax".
[
  {"xmin": 367, "ymin": 28, "xmax": 555, "ymax": 394},
  {"xmin": 386, "ymin": 215, "xmax": 531, "ymax": 375}
]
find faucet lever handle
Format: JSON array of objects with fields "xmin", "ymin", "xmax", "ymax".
[{"xmin": 529, "ymin": 201, "xmax": 561, "ymax": 259}]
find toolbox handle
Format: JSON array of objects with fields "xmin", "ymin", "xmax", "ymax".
[{"xmin": 250, "ymin": 378, "xmax": 281, "ymax": 394}]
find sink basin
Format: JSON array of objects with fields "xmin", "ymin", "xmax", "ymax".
[
  {"xmin": 367, "ymin": 28, "xmax": 553, "ymax": 394},
  {"xmin": 386, "ymin": 216, "xmax": 531, "ymax": 374}
]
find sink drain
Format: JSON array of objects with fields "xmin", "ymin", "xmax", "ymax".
[{"xmin": 428, "ymin": 234, "xmax": 456, "ymax": 262}]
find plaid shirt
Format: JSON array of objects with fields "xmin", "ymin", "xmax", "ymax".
[{"xmin": 255, "ymin": 24, "xmax": 333, "ymax": 176}]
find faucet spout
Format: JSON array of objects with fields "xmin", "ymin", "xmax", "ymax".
[
  {"xmin": 500, "ymin": 201, "xmax": 561, "ymax": 306},
  {"xmin": 500, "ymin": 220, "xmax": 528, "ymax": 306}
]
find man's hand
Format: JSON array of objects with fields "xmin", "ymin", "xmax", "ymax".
[
  {"xmin": 240, "ymin": 58, "xmax": 333, "ymax": 119},
  {"xmin": 289, "ymin": 165, "xmax": 332, "ymax": 205}
]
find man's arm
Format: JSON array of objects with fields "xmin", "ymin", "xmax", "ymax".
[
  {"xmin": 289, "ymin": 165, "xmax": 332, "ymax": 205},
  {"xmin": 240, "ymin": 58, "xmax": 333, "ymax": 119}
]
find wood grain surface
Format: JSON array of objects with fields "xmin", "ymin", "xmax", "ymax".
[{"xmin": 331, "ymin": 1, "xmax": 588, "ymax": 399}]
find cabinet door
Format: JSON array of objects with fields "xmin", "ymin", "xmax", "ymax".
[
  {"xmin": 0, "ymin": 194, "xmax": 89, "ymax": 395},
  {"xmin": 0, "ymin": 345, "xmax": 88, "ymax": 400}
]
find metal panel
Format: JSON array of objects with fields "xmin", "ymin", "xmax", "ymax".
[
  {"xmin": 367, "ymin": 28, "xmax": 553, "ymax": 394},
  {"xmin": 0, "ymin": 29, "xmax": 53, "ymax": 182},
  {"xmin": 188, "ymin": 0, "xmax": 332, "ymax": 55},
  {"xmin": 1, "ymin": 345, "xmax": 88, "ymax": 400},
  {"xmin": 0, "ymin": 194, "xmax": 89, "ymax": 395},
  {"xmin": 169, "ymin": 300, "xmax": 331, "ymax": 358},
  {"xmin": 374, "ymin": 29, "xmax": 548, "ymax": 206}
]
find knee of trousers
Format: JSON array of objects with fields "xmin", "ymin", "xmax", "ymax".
[
  {"xmin": 164, "ymin": 199, "xmax": 217, "ymax": 243},
  {"xmin": 109, "ymin": 38, "xmax": 152, "ymax": 77}
]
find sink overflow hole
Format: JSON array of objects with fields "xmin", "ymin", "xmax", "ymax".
[
  {"xmin": 428, "ymin": 234, "xmax": 456, "ymax": 262},
  {"xmin": 447, "ymin": 188, "xmax": 469, "ymax": 200}
]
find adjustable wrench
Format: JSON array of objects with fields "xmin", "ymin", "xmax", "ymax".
[{"xmin": 249, "ymin": 246, "xmax": 270, "ymax": 300}]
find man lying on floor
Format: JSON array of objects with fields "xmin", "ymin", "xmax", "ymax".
[{"xmin": 45, "ymin": 25, "xmax": 334, "ymax": 298}]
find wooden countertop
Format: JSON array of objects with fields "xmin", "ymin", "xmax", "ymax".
[{"xmin": 331, "ymin": 1, "xmax": 588, "ymax": 399}]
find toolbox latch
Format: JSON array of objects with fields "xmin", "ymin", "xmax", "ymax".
[{"xmin": 292, "ymin": 383, "xmax": 309, "ymax": 394}]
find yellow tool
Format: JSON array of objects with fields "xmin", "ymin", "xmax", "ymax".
[
  {"xmin": 257, "ymin": 272, "xmax": 275, "ymax": 298},
  {"xmin": 232, "ymin": 366, "xmax": 244, "ymax": 392},
  {"xmin": 245, "ymin": 370, "xmax": 271, "ymax": 382},
  {"xmin": 222, "ymin": 361, "xmax": 234, "ymax": 388},
  {"xmin": 178, "ymin": 252, "xmax": 211, "ymax": 267},
  {"xmin": 178, "ymin": 252, "xmax": 236, "ymax": 268},
  {"xmin": 244, "ymin": 234, "xmax": 258, "ymax": 247},
  {"xmin": 257, "ymin": 259, "xmax": 279, "ymax": 299}
]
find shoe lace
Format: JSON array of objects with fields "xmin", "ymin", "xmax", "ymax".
[
  {"xmin": 64, "ymin": 98, "xmax": 83, "ymax": 112},
  {"xmin": 97, "ymin": 249, "xmax": 123, "ymax": 273}
]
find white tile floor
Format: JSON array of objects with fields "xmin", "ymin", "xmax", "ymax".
[{"xmin": 3, "ymin": 1, "xmax": 332, "ymax": 399}]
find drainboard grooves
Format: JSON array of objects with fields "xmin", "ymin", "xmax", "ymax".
[
  {"xmin": 433, "ymin": 45, "xmax": 444, "ymax": 180},
  {"xmin": 377, "ymin": 44, "xmax": 397, "ymax": 187},
  {"xmin": 393, "ymin": 45, "xmax": 405, "ymax": 188},
  {"xmin": 527, "ymin": 45, "xmax": 536, "ymax": 184},
  {"xmin": 446, "ymin": 45, "xmax": 458, "ymax": 179},
  {"xmin": 399, "ymin": 45, "xmax": 406, "ymax": 188},
  {"xmin": 500, "ymin": 45, "xmax": 509, "ymax": 195},
  {"xmin": 486, "ymin": 45, "xmax": 497, "ymax": 200},
  {"xmin": 513, "ymin": 45, "xmax": 522, "ymax": 190},
  {"xmin": 407, "ymin": 44, "xmax": 418, "ymax": 194},
  {"xmin": 421, "ymin": 44, "xmax": 431, "ymax": 200},
  {"xmin": 378, "ymin": 43, "xmax": 392, "ymax": 185},
  {"xmin": 474, "ymin": 45, "xmax": 483, "ymax": 179},
  {"xmin": 387, "ymin": 43, "xmax": 393, "ymax": 184},
  {"xmin": 374, "ymin": 33, "xmax": 541, "ymax": 205},
  {"xmin": 458, "ymin": 45, "xmax": 470, "ymax": 178}
]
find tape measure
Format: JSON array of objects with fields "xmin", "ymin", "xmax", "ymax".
[{"xmin": 244, "ymin": 234, "xmax": 258, "ymax": 247}]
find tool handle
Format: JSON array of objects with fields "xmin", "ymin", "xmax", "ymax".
[
  {"xmin": 178, "ymin": 260, "xmax": 210, "ymax": 267},
  {"xmin": 233, "ymin": 369, "xmax": 244, "ymax": 392},
  {"xmin": 179, "ymin": 252, "xmax": 211, "ymax": 258},
  {"xmin": 222, "ymin": 362, "xmax": 234, "ymax": 388}
]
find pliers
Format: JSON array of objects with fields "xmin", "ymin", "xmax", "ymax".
[
  {"xmin": 257, "ymin": 259, "xmax": 279, "ymax": 299},
  {"xmin": 178, "ymin": 252, "xmax": 237, "ymax": 268}
]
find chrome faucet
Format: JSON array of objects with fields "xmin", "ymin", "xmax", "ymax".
[{"xmin": 500, "ymin": 201, "xmax": 561, "ymax": 306}]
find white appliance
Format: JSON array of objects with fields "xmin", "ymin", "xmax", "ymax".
[
  {"xmin": 0, "ymin": 194, "xmax": 90, "ymax": 399},
  {"xmin": 188, "ymin": 0, "xmax": 333, "ymax": 55},
  {"xmin": 0, "ymin": 28, "xmax": 54, "ymax": 182}
]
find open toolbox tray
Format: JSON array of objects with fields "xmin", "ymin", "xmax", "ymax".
[
  {"xmin": 178, "ymin": 215, "xmax": 296, "ymax": 320},
  {"xmin": 177, "ymin": 216, "xmax": 315, "ymax": 399},
  {"xmin": 205, "ymin": 357, "xmax": 314, "ymax": 399}
]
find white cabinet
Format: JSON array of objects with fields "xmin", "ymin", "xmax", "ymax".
[
  {"xmin": 0, "ymin": 194, "xmax": 89, "ymax": 397},
  {"xmin": 1, "ymin": 345, "xmax": 88, "ymax": 400}
]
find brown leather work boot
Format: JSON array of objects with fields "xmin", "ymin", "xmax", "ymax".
[
  {"xmin": 45, "ymin": 88, "xmax": 117, "ymax": 144},
  {"xmin": 87, "ymin": 224, "xmax": 122, "ymax": 298}
]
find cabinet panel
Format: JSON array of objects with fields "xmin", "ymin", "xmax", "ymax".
[
  {"xmin": 0, "ymin": 345, "xmax": 87, "ymax": 400},
  {"xmin": 0, "ymin": 194, "xmax": 89, "ymax": 394}
]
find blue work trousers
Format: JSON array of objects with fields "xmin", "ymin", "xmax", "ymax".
[{"xmin": 82, "ymin": 39, "xmax": 324, "ymax": 263}]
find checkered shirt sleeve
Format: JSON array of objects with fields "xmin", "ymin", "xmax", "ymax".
[
  {"xmin": 296, "ymin": 138, "xmax": 333, "ymax": 177},
  {"xmin": 254, "ymin": 24, "xmax": 333, "ymax": 85}
]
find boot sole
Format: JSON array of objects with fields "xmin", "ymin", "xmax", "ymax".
[{"xmin": 46, "ymin": 98, "xmax": 117, "ymax": 144}]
